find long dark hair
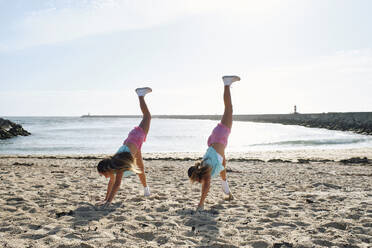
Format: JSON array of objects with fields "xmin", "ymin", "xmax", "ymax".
[
  {"xmin": 187, "ymin": 160, "xmax": 211, "ymax": 183},
  {"xmin": 97, "ymin": 152, "xmax": 140, "ymax": 174}
]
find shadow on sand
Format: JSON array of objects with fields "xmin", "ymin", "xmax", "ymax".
[
  {"xmin": 55, "ymin": 202, "xmax": 121, "ymax": 228},
  {"xmin": 176, "ymin": 203, "xmax": 238, "ymax": 248}
]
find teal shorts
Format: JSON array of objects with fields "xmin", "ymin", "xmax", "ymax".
[
  {"xmin": 116, "ymin": 144, "xmax": 131, "ymax": 154},
  {"xmin": 203, "ymin": 146, "xmax": 225, "ymax": 178},
  {"xmin": 116, "ymin": 145, "xmax": 135, "ymax": 177}
]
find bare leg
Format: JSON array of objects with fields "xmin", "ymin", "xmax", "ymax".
[
  {"xmin": 134, "ymin": 88, "xmax": 151, "ymax": 196},
  {"xmin": 214, "ymin": 87, "xmax": 231, "ymax": 182},
  {"xmin": 220, "ymin": 81, "xmax": 237, "ymax": 200},
  {"xmin": 220, "ymin": 155, "xmax": 233, "ymax": 199},
  {"xmin": 138, "ymin": 96, "xmax": 151, "ymax": 135},
  {"xmin": 135, "ymin": 151, "xmax": 147, "ymax": 187},
  {"xmin": 220, "ymin": 86, "xmax": 233, "ymax": 129},
  {"xmin": 212, "ymin": 85, "xmax": 233, "ymax": 156},
  {"xmin": 220, "ymin": 156, "xmax": 227, "ymax": 181},
  {"xmin": 219, "ymin": 86, "xmax": 231, "ymax": 179}
]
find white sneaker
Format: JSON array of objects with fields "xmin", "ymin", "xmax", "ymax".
[
  {"xmin": 144, "ymin": 186, "xmax": 151, "ymax": 197},
  {"xmin": 135, "ymin": 87, "xmax": 152, "ymax": 97},
  {"xmin": 221, "ymin": 180, "xmax": 230, "ymax": 195},
  {"xmin": 225, "ymin": 192, "xmax": 234, "ymax": 201},
  {"xmin": 222, "ymin": 76, "xmax": 240, "ymax": 86}
]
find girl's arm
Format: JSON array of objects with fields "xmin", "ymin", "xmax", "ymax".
[
  {"xmin": 104, "ymin": 174, "xmax": 116, "ymax": 201},
  {"xmin": 106, "ymin": 170, "xmax": 124, "ymax": 203},
  {"xmin": 198, "ymin": 176, "xmax": 211, "ymax": 210},
  {"xmin": 97, "ymin": 173, "xmax": 116, "ymax": 205}
]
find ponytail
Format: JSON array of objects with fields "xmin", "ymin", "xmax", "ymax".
[
  {"xmin": 97, "ymin": 152, "xmax": 141, "ymax": 174},
  {"xmin": 187, "ymin": 160, "xmax": 211, "ymax": 183}
]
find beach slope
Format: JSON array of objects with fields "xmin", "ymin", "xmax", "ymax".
[{"xmin": 0, "ymin": 152, "xmax": 371, "ymax": 247}]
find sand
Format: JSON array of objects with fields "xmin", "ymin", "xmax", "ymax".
[{"xmin": 0, "ymin": 149, "xmax": 372, "ymax": 248}]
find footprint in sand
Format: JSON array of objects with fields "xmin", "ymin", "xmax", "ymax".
[
  {"xmin": 134, "ymin": 216, "xmax": 149, "ymax": 222},
  {"xmin": 153, "ymin": 195, "xmax": 167, "ymax": 201},
  {"xmin": 257, "ymin": 218, "xmax": 272, "ymax": 223},
  {"xmin": 21, "ymin": 234, "xmax": 46, "ymax": 240},
  {"xmin": 27, "ymin": 224, "xmax": 42, "ymax": 230},
  {"xmin": 152, "ymin": 221, "xmax": 164, "ymax": 227},
  {"xmin": 294, "ymin": 221, "xmax": 311, "ymax": 227},
  {"xmin": 6, "ymin": 197, "xmax": 25, "ymax": 206},
  {"xmin": 265, "ymin": 211, "xmax": 284, "ymax": 218},
  {"xmin": 269, "ymin": 222, "xmax": 297, "ymax": 229},
  {"xmin": 64, "ymin": 233, "xmax": 81, "ymax": 240},
  {"xmin": 176, "ymin": 197, "xmax": 189, "ymax": 203},
  {"xmin": 155, "ymin": 206, "xmax": 169, "ymax": 212},
  {"xmin": 113, "ymin": 215, "xmax": 127, "ymax": 222},
  {"xmin": 129, "ymin": 196, "xmax": 144, "ymax": 202},
  {"xmin": 312, "ymin": 239, "xmax": 334, "ymax": 247},
  {"xmin": 272, "ymin": 242, "xmax": 293, "ymax": 248},
  {"xmin": 28, "ymin": 207, "xmax": 37, "ymax": 213},
  {"xmin": 249, "ymin": 240, "xmax": 271, "ymax": 248},
  {"xmin": 156, "ymin": 236, "xmax": 168, "ymax": 245},
  {"xmin": 32, "ymin": 185, "xmax": 44, "ymax": 189},
  {"xmin": 322, "ymin": 221, "xmax": 349, "ymax": 230},
  {"xmin": 1, "ymin": 206, "xmax": 18, "ymax": 212},
  {"xmin": 134, "ymin": 231, "xmax": 155, "ymax": 241}
]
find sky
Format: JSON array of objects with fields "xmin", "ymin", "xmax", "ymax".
[{"xmin": 0, "ymin": 0, "xmax": 371, "ymax": 116}]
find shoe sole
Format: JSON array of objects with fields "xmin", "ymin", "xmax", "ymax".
[{"xmin": 222, "ymin": 76, "xmax": 240, "ymax": 81}]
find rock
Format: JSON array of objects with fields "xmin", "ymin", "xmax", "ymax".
[
  {"xmin": 0, "ymin": 118, "xmax": 31, "ymax": 140},
  {"xmin": 56, "ymin": 210, "xmax": 74, "ymax": 218},
  {"xmin": 340, "ymin": 157, "xmax": 370, "ymax": 164},
  {"xmin": 268, "ymin": 159, "xmax": 291, "ymax": 163},
  {"xmin": 297, "ymin": 159, "xmax": 310, "ymax": 164},
  {"xmin": 273, "ymin": 242, "xmax": 293, "ymax": 248},
  {"xmin": 249, "ymin": 240, "xmax": 270, "ymax": 248}
]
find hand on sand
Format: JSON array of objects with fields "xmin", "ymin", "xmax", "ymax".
[
  {"xmin": 96, "ymin": 200, "xmax": 111, "ymax": 210},
  {"xmin": 101, "ymin": 201, "xmax": 111, "ymax": 209},
  {"xmin": 96, "ymin": 200, "xmax": 107, "ymax": 206},
  {"xmin": 196, "ymin": 204, "xmax": 204, "ymax": 212}
]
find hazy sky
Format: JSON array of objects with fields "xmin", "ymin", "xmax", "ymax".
[{"xmin": 1, "ymin": 0, "xmax": 371, "ymax": 116}]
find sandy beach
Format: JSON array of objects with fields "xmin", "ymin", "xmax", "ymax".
[{"xmin": 0, "ymin": 149, "xmax": 372, "ymax": 248}]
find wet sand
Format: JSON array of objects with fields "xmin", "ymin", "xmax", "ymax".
[{"xmin": 0, "ymin": 149, "xmax": 372, "ymax": 248}]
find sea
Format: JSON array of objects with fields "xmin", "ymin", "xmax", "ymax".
[{"xmin": 1, "ymin": 117, "xmax": 372, "ymax": 155}]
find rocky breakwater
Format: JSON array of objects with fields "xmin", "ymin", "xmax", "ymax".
[
  {"xmin": 236, "ymin": 112, "xmax": 372, "ymax": 135},
  {"xmin": 0, "ymin": 118, "xmax": 31, "ymax": 139}
]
